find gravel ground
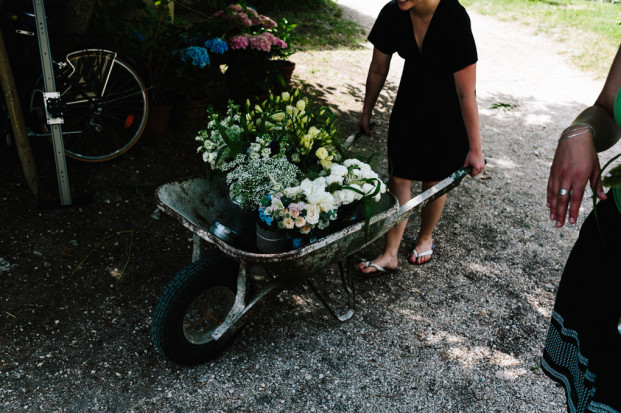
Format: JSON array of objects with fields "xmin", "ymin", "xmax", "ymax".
[{"xmin": 2, "ymin": 1, "xmax": 620, "ymax": 412}]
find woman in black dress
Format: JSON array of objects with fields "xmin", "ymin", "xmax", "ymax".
[
  {"xmin": 543, "ymin": 43, "xmax": 621, "ymax": 413},
  {"xmin": 357, "ymin": 0, "xmax": 485, "ymax": 274}
]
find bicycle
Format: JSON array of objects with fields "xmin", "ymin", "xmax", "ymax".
[{"xmin": 2, "ymin": 4, "xmax": 150, "ymax": 162}]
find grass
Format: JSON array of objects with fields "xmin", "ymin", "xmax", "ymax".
[
  {"xmin": 267, "ymin": 1, "xmax": 367, "ymax": 52},
  {"xmin": 460, "ymin": 0, "xmax": 621, "ymax": 77}
]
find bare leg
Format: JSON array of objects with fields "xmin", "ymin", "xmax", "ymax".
[
  {"xmin": 410, "ymin": 180, "xmax": 446, "ymax": 264},
  {"xmin": 358, "ymin": 176, "xmax": 413, "ymax": 274}
]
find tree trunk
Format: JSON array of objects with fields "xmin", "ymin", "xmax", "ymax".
[{"xmin": 0, "ymin": 29, "xmax": 39, "ymax": 198}]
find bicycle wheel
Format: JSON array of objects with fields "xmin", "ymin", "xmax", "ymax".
[{"xmin": 29, "ymin": 49, "xmax": 149, "ymax": 162}]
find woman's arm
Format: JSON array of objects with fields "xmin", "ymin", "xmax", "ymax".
[
  {"xmin": 358, "ymin": 47, "xmax": 392, "ymax": 135},
  {"xmin": 454, "ymin": 63, "xmax": 485, "ymax": 177},
  {"xmin": 547, "ymin": 44, "xmax": 621, "ymax": 227}
]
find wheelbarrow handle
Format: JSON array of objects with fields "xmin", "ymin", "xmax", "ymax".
[
  {"xmin": 392, "ymin": 163, "xmax": 479, "ymax": 225},
  {"xmin": 343, "ymin": 121, "xmax": 377, "ymax": 150}
]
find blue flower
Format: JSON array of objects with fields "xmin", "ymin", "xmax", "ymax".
[
  {"xmin": 204, "ymin": 38, "xmax": 228, "ymax": 54},
  {"xmin": 258, "ymin": 208, "xmax": 274, "ymax": 226},
  {"xmin": 174, "ymin": 46, "xmax": 210, "ymax": 68}
]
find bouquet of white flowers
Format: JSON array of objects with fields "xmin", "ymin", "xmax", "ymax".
[{"xmin": 258, "ymin": 159, "xmax": 386, "ymax": 235}]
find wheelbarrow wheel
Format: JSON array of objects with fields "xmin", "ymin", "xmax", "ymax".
[{"xmin": 152, "ymin": 256, "xmax": 239, "ymax": 365}]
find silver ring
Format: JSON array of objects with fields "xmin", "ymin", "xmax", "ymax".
[{"xmin": 558, "ymin": 188, "xmax": 569, "ymax": 196}]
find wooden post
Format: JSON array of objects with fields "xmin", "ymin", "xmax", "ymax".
[{"xmin": 0, "ymin": 29, "xmax": 39, "ymax": 198}]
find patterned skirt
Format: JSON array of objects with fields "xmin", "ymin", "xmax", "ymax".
[{"xmin": 541, "ymin": 194, "xmax": 621, "ymax": 413}]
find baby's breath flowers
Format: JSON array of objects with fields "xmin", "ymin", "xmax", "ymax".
[{"xmin": 227, "ymin": 156, "xmax": 301, "ymax": 209}]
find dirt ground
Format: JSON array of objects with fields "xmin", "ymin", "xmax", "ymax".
[{"xmin": 2, "ymin": 2, "xmax": 620, "ymax": 412}]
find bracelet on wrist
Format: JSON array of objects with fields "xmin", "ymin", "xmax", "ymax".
[{"xmin": 559, "ymin": 123, "xmax": 594, "ymax": 142}]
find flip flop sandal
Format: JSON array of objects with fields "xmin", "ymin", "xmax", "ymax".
[
  {"xmin": 358, "ymin": 261, "xmax": 399, "ymax": 277},
  {"xmin": 409, "ymin": 244, "xmax": 435, "ymax": 265}
]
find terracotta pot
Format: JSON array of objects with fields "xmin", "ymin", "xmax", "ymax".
[
  {"xmin": 144, "ymin": 104, "xmax": 172, "ymax": 137},
  {"xmin": 277, "ymin": 61, "xmax": 295, "ymax": 84}
]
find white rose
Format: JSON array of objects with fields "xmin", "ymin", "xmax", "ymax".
[
  {"xmin": 294, "ymin": 216, "xmax": 306, "ymax": 228},
  {"xmin": 283, "ymin": 217, "xmax": 295, "ymax": 229},
  {"xmin": 301, "ymin": 178, "xmax": 328, "ymax": 205},
  {"xmin": 305, "ymin": 205, "xmax": 320, "ymax": 225}
]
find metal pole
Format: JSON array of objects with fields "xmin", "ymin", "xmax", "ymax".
[{"xmin": 32, "ymin": 0, "xmax": 72, "ymax": 205}]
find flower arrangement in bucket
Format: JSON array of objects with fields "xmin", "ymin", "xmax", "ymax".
[
  {"xmin": 257, "ymin": 159, "xmax": 386, "ymax": 250},
  {"xmin": 196, "ymin": 89, "xmax": 387, "ymax": 252}
]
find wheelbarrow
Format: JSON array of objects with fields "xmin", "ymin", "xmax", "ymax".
[{"xmin": 151, "ymin": 163, "xmax": 472, "ymax": 365}]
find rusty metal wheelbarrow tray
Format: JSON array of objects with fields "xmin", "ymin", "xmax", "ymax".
[{"xmin": 152, "ymin": 168, "xmax": 471, "ymax": 365}]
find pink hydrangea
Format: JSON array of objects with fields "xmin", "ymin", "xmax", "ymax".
[
  {"xmin": 248, "ymin": 34, "xmax": 271, "ymax": 52},
  {"xmin": 261, "ymin": 16, "xmax": 277, "ymax": 29},
  {"xmin": 229, "ymin": 35, "xmax": 249, "ymax": 50},
  {"xmin": 273, "ymin": 38, "xmax": 287, "ymax": 49},
  {"xmin": 263, "ymin": 32, "xmax": 287, "ymax": 49},
  {"xmin": 236, "ymin": 14, "xmax": 253, "ymax": 27}
]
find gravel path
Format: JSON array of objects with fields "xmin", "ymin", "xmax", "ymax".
[{"xmin": 3, "ymin": 2, "xmax": 620, "ymax": 412}]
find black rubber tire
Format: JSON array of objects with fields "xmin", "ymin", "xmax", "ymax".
[{"xmin": 152, "ymin": 256, "xmax": 239, "ymax": 365}]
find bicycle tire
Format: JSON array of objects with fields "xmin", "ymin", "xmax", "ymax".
[{"xmin": 29, "ymin": 49, "xmax": 149, "ymax": 162}]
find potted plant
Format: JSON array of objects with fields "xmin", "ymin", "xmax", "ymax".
[
  {"xmin": 267, "ymin": 17, "xmax": 298, "ymax": 88},
  {"xmin": 210, "ymin": 3, "xmax": 291, "ymax": 101}
]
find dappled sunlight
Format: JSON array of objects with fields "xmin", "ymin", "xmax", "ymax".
[
  {"xmin": 523, "ymin": 113, "xmax": 553, "ymax": 126},
  {"xmin": 488, "ymin": 157, "xmax": 519, "ymax": 170},
  {"xmin": 423, "ymin": 331, "xmax": 528, "ymax": 378},
  {"xmin": 424, "ymin": 331, "xmax": 465, "ymax": 346},
  {"xmin": 524, "ymin": 290, "xmax": 553, "ymax": 319}
]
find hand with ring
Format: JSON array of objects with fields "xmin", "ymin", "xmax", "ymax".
[{"xmin": 547, "ymin": 131, "xmax": 605, "ymax": 227}]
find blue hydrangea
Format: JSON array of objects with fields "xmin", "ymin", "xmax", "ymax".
[
  {"xmin": 174, "ymin": 46, "xmax": 210, "ymax": 68},
  {"xmin": 204, "ymin": 38, "xmax": 228, "ymax": 54}
]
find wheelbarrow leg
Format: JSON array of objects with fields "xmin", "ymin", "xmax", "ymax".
[
  {"xmin": 192, "ymin": 234, "xmax": 202, "ymax": 262},
  {"xmin": 308, "ymin": 255, "xmax": 356, "ymax": 322}
]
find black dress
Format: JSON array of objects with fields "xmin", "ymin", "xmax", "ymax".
[
  {"xmin": 368, "ymin": 0, "xmax": 478, "ymax": 181},
  {"xmin": 541, "ymin": 191, "xmax": 621, "ymax": 412}
]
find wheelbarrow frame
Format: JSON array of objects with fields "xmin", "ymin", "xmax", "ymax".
[{"xmin": 152, "ymin": 165, "xmax": 471, "ymax": 365}]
